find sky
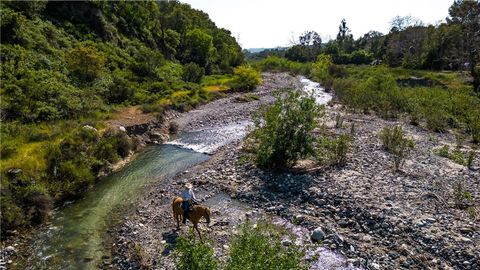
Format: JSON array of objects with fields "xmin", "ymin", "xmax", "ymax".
[{"xmin": 181, "ymin": 0, "xmax": 455, "ymax": 49}]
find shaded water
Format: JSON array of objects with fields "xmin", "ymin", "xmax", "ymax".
[{"xmin": 26, "ymin": 145, "xmax": 208, "ymax": 269}]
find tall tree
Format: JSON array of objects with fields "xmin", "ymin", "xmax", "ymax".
[
  {"xmin": 389, "ymin": 15, "xmax": 424, "ymax": 32},
  {"xmin": 336, "ymin": 19, "xmax": 354, "ymax": 52},
  {"xmin": 448, "ymin": 0, "xmax": 480, "ymax": 92}
]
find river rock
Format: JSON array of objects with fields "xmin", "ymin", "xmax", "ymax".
[
  {"xmin": 311, "ymin": 227, "xmax": 325, "ymax": 242},
  {"xmin": 4, "ymin": 246, "xmax": 16, "ymax": 254},
  {"xmin": 281, "ymin": 239, "xmax": 293, "ymax": 246},
  {"xmin": 7, "ymin": 169, "xmax": 22, "ymax": 178}
]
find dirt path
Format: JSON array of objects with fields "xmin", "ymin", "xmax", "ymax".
[
  {"xmin": 109, "ymin": 73, "xmax": 480, "ymax": 270},
  {"xmin": 106, "ymin": 106, "xmax": 156, "ymax": 128}
]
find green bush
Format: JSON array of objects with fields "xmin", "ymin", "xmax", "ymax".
[
  {"xmin": 257, "ymin": 56, "xmax": 311, "ymax": 76},
  {"xmin": 0, "ymin": 194, "xmax": 27, "ymax": 233},
  {"xmin": 316, "ymin": 134, "xmax": 352, "ymax": 166},
  {"xmin": 250, "ymin": 90, "xmax": 323, "ymax": 168},
  {"xmin": 22, "ymin": 183, "xmax": 52, "ymax": 224},
  {"xmin": 0, "ymin": 141, "xmax": 17, "ymax": 159},
  {"xmin": 433, "ymin": 145, "xmax": 472, "ymax": 166},
  {"xmin": 65, "ymin": 45, "xmax": 106, "ymax": 81},
  {"xmin": 379, "ymin": 125, "xmax": 415, "ymax": 171},
  {"xmin": 331, "ymin": 66, "xmax": 480, "ymax": 141},
  {"xmin": 434, "ymin": 145, "xmax": 450, "ymax": 158},
  {"xmin": 229, "ymin": 65, "xmax": 262, "ymax": 91},
  {"xmin": 226, "ymin": 222, "xmax": 305, "ymax": 270},
  {"xmin": 312, "ymin": 54, "xmax": 334, "ymax": 89},
  {"xmin": 141, "ymin": 102, "xmax": 166, "ymax": 113},
  {"xmin": 182, "ymin": 62, "xmax": 205, "ymax": 83},
  {"xmin": 175, "ymin": 235, "xmax": 218, "ymax": 270}
]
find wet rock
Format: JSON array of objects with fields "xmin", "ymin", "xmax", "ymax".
[{"xmin": 311, "ymin": 227, "xmax": 325, "ymax": 242}]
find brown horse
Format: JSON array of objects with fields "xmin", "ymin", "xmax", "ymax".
[{"xmin": 172, "ymin": 197, "xmax": 211, "ymax": 239}]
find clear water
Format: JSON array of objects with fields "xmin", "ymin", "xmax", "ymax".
[
  {"xmin": 25, "ymin": 145, "xmax": 208, "ymax": 269},
  {"xmin": 23, "ymin": 77, "xmax": 333, "ymax": 270}
]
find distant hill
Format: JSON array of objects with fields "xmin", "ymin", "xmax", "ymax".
[{"xmin": 246, "ymin": 47, "xmax": 288, "ymax": 53}]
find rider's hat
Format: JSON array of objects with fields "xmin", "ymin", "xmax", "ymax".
[{"xmin": 184, "ymin": 182, "xmax": 193, "ymax": 189}]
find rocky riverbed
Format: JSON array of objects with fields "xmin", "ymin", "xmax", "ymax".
[
  {"xmin": 5, "ymin": 73, "xmax": 477, "ymax": 270},
  {"xmin": 110, "ymin": 73, "xmax": 479, "ymax": 269},
  {"xmin": 109, "ymin": 73, "xmax": 479, "ymax": 270}
]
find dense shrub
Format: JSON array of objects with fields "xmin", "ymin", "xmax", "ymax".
[
  {"xmin": 317, "ymin": 134, "xmax": 352, "ymax": 166},
  {"xmin": 379, "ymin": 125, "xmax": 415, "ymax": 171},
  {"xmin": 45, "ymin": 127, "xmax": 133, "ymax": 199},
  {"xmin": 1, "ymin": 0, "xmax": 245, "ymax": 233},
  {"xmin": 182, "ymin": 62, "xmax": 205, "ymax": 83},
  {"xmin": 65, "ymin": 45, "xmax": 106, "ymax": 81},
  {"xmin": 257, "ymin": 56, "xmax": 311, "ymax": 76},
  {"xmin": 312, "ymin": 54, "xmax": 334, "ymax": 88},
  {"xmin": 0, "ymin": 141, "xmax": 17, "ymax": 159},
  {"xmin": 229, "ymin": 65, "xmax": 262, "ymax": 91},
  {"xmin": 332, "ymin": 66, "xmax": 480, "ymax": 141},
  {"xmin": 226, "ymin": 222, "xmax": 306, "ymax": 270},
  {"xmin": 175, "ymin": 235, "xmax": 218, "ymax": 270},
  {"xmin": 250, "ymin": 90, "xmax": 323, "ymax": 168}
]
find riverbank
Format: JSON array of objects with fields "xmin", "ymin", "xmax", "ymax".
[
  {"xmin": 110, "ymin": 74, "xmax": 479, "ymax": 269},
  {"xmin": 0, "ymin": 73, "xmax": 299, "ymax": 269}
]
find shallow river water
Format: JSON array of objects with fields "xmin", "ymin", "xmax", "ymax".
[{"xmin": 24, "ymin": 78, "xmax": 347, "ymax": 269}]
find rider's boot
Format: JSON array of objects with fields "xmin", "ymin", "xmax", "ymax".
[{"xmin": 182, "ymin": 211, "xmax": 187, "ymax": 224}]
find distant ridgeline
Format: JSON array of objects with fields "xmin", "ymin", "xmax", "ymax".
[{"xmin": 0, "ymin": 0, "xmax": 243, "ymax": 233}]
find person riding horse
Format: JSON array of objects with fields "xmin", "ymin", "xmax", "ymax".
[{"xmin": 181, "ymin": 182, "xmax": 198, "ymax": 224}]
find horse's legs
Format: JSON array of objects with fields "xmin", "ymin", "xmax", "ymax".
[
  {"xmin": 175, "ymin": 214, "xmax": 180, "ymax": 230},
  {"xmin": 194, "ymin": 223, "xmax": 202, "ymax": 240}
]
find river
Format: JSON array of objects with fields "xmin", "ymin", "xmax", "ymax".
[{"xmin": 22, "ymin": 77, "xmax": 332, "ymax": 269}]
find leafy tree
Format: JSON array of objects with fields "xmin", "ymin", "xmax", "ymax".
[
  {"xmin": 183, "ymin": 28, "xmax": 214, "ymax": 68},
  {"xmin": 389, "ymin": 15, "xmax": 424, "ymax": 32},
  {"xmin": 286, "ymin": 31, "xmax": 322, "ymax": 62},
  {"xmin": 336, "ymin": 19, "xmax": 354, "ymax": 53},
  {"xmin": 250, "ymin": 90, "xmax": 323, "ymax": 168},
  {"xmin": 355, "ymin": 31, "xmax": 385, "ymax": 59},
  {"xmin": 447, "ymin": 0, "xmax": 480, "ymax": 92},
  {"xmin": 65, "ymin": 45, "xmax": 106, "ymax": 81}
]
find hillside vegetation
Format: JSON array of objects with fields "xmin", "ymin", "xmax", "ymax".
[{"xmin": 0, "ymin": 0, "xmax": 244, "ymax": 233}]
